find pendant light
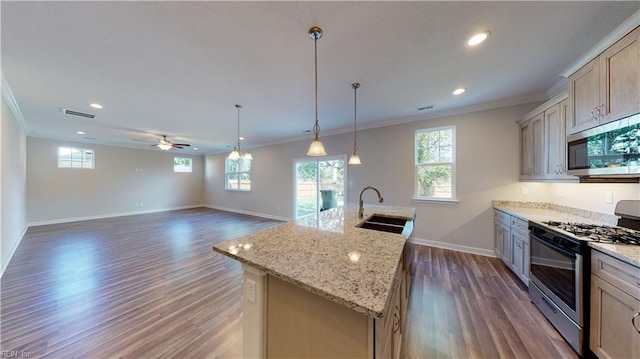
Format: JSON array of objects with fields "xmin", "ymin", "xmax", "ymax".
[
  {"xmin": 229, "ymin": 104, "xmax": 252, "ymax": 160},
  {"xmin": 348, "ymin": 82, "xmax": 362, "ymax": 165},
  {"xmin": 307, "ymin": 26, "xmax": 327, "ymax": 156}
]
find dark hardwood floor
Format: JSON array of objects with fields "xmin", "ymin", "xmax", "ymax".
[{"xmin": 1, "ymin": 208, "xmax": 577, "ymax": 358}]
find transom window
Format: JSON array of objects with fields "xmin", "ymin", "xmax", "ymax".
[
  {"xmin": 174, "ymin": 157, "xmax": 192, "ymax": 173},
  {"xmin": 225, "ymin": 157, "xmax": 251, "ymax": 191},
  {"xmin": 414, "ymin": 126, "xmax": 456, "ymax": 201},
  {"xmin": 58, "ymin": 147, "xmax": 94, "ymax": 169}
]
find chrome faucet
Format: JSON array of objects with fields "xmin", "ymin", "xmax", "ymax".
[{"xmin": 358, "ymin": 186, "xmax": 384, "ymax": 219}]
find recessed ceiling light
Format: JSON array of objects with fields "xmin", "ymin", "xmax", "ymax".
[
  {"xmin": 466, "ymin": 31, "xmax": 490, "ymax": 47},
  {"xmin": 77, "ymin": 131, "xmax": 86, "ymax": 135},
  {"xmin": 193, "ymin": 147, "xmax": 198, "ymax": 150},
  {"xmin": 452, "ymin": 88, "xmax": 467, "ymax": 95},
  {"xmin": 89, "ymin": 103, "xmax": 103, "ymax": 109},
  {"xmin": 239, "ymin": 137, "xmax": 245, "ymax": 141}
]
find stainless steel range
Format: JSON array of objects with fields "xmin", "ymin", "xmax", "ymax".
[{"xmin": 528, "ymin": 200, "xmax": 640, "ymax": 357}]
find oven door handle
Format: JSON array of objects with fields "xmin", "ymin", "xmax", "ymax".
[{"xmin": 530, "ymin": 232, "xmax": 577, "ymax": 259}]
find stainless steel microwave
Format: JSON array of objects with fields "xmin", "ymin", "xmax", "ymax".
[{"xmin": 567, "ymin": 114, "xmax": 640, "ymax": 177}]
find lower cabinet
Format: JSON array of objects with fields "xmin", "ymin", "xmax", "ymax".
[
  {"xmin": 494, "ymin": 209, "xmax": 529, "ymax": 286},
  {"xmin": 590, "ymin": 250, "xmax": 640, "ymax": 359},
  {"xmin": 509, "ymin": 217, "xmax": 530, "ymax": 285}
]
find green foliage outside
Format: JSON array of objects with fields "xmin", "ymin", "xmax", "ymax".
[{"xmin": 416, "ymin": 129, "xmax": 453, "ymax": 197}]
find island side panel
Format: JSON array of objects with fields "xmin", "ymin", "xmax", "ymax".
[
  {"xmin": 266, "ymin": 275, "xmax": 372, "ymax": 358},
  {"xmin": 242, "ymin": 265, "xmax": 267, "ymax": 359}
]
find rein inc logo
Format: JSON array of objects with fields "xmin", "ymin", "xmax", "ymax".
[{"xmin": 1, "ymin": 351, "xmax": 32, "ymax": 358}]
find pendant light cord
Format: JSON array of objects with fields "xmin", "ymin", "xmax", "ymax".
[
  {"xmin": 236, "ymin": 104, "xmax": 242, "ymax": 151},
  {"xmin": 313, "ymin": 34, "xmax": 320, "ymax": 140},
  {"xmin": 353, "ymin": 83, "xmax": 358, "ymax": 152}
]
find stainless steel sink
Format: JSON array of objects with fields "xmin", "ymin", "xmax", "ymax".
[{"xmin": 356, "ymin": 214, "xmax": 414, "ymax": 237}]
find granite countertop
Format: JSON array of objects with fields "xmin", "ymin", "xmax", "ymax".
[
  {"xmin": 212, "ymin": 204, "xmax": 416, "ymax": 318},
  {"xmin": 493, "ymin": 201, "xmax": 640, "ymax": 268}
]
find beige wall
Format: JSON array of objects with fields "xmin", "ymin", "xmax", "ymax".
[
  {"xmin": 206, "ymin": 103, "xmax": 548, "ymax": 254},
  {"xmin": 27, "ymin": 138, "xmax": 204, "ymax": 224},
  {"xmin": 1, "ymin": 96, "xmax": 27, "ymax": 276}
]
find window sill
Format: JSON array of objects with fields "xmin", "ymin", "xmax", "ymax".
[
  {"xmin": 225, "ymin": 189, "xmax": 251, "ymax": 192},
  {"xmin": 412, "ymin": 197, "xmax": 459, "ymax": 204}
]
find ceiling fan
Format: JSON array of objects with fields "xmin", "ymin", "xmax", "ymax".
[{"xmin": 153, "ymin": 135, "xmax": 191, "ymax": 151}]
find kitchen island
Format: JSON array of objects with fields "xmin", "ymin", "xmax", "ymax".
[{"xmin": 212, "ymin": 204, "xmax": 415, "ymax": 358}]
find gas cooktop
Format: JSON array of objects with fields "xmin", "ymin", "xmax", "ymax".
[{"xmin": 545, "ymin": 221, "xmax": 640, "ymax": 245}]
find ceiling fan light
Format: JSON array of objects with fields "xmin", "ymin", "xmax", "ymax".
[
  {"xmin": 157, "ymin": 143, "xmax": 172, "ymax": 151},
  {"xmin": 307, "ymin": 139, "xmax": 327, "ymax": 156},
  {"xmin": 348, "ymin": 153, "xmax": 361, "ymax": 165}
]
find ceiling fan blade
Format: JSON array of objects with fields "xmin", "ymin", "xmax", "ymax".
[{"xmin": 173, "ymin": 143, "xmax": 191, "ymax": 147}]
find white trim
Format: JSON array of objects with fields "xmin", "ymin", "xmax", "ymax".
[
  {"xmin": 409, "ymin": 236, "xmax": 497, "ymax": 258},
  {"xmin": 1, "ymin": 73, "xmax": 30, "ymax": 134},
  {"xmin": 545, "ymin": 78, "xmax": 568, "ymax": 99},
  {"xmin": 0, "ymin": 226, "xmax": 28, "ymax": 278},
  {"xmin": 521, "ymin": 90, "xmax": 569, "ymax": 122},
  {"xmin": 412, "ymin": 198, "xmax": 459, "ymax": 204},
  {"xmin": 27, "ymin": 205, "xmax": 206, "ymax": 227},
  {"xmin": 205, "ymin": 205, "xmax": 291, "ymax": 222},
  {"xmin": 560, "ymin": 9, "xmax": 640, "ymax": 77}
]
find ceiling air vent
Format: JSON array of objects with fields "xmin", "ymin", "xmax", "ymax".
[{"xmin": 61, "ymin": 108, "xmax": 96, "ymax": 119}]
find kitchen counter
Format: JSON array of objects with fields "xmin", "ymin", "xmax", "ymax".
[
  {"xmin": 493, "ymin": 201, "xmax": 640, "ymax": 267},
  {"xmin": 212, "ymin": 204, "xmax": 415, "ymax": 318}
]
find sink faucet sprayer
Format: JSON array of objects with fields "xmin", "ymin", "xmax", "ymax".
[{"xmin": 358, "ymin": 186, "xmax": 384, "ymax": 219}]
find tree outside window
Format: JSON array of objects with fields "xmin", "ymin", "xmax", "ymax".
[
  {"xmin": 226, "ymin": 157, "xmax": 251, "ymax": 191},
  {"xmin": 415, "ymin": 126, "xmax": 456, "ymax": 200}
]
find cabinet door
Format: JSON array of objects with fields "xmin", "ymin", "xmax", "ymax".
[
  {"xmin": 501, "ymin": 225, "xmax": 511, "ymax": 265},
  {"xmin": 599, "ymin": 27, "xmax": 640, "ymax": 125},
  {"xmin": 568, "ymin": 57, "xmax": 600, "ymax": 134},
  {"xmin": 520, "ymin": 121, "xmax": 532, "ymax": 177},
  {"xmin": 543, "ymin": 104, "xmax": 562, "ymax": 178},
  {"xmin": 590, "ymin": 275, "xmax": 640, "ymax": 359},
  {"xmin": 531, "ymin": 114, "xmax": 544, "ymax": 177},
  {"xmin": 494, "ymin": 220, "xmax": 504, "ymax": 257},
  {"xmin": 558, "ymin": 99, "xmax": 569, "ymax": 176},
  {"xmin": 510, "ymin": 233, "xmax": 523, "ymax": 277}
]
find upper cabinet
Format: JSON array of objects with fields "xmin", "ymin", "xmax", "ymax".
[
  {"xmin": 568, "ymin": 27, "xmax": 640, "ymax": 135},
  {"xmin": 519, "ymin": 92, "xmax": 576, "ymax": 181}
]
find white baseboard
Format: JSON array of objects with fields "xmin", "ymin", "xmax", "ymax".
[
  {"xmin": 409, "ymin": 237, "xmax": 497, "ymax": 258},
  {"xmin": 27, "ymin": 205, "xmax": 207, "ymax": 227},
  {"xmin": 205, "ymin": 205, "xmax": 291, "ymax": 222},
  {"xmin": 1, "ymin": 225, "xmax": 28, "ymax": 278}
]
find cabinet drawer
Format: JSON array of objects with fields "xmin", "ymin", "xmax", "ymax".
[
  {"xmin": 511, "ymin": 217, "xmax": 529, "ymax": 234},
  {"xmin": 494, "ymin": 210, "xmax": 511, "ymax": 226},
  {"xmin": 591, "ymin": 250, "xmax": 640, "ymax": 299}
]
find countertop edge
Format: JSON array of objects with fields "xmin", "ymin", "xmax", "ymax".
[{"xmin": 588, "ymin": 242, "xmax": 640, "ymax": 268}]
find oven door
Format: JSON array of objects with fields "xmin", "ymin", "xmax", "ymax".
[{"xmin": 529, "ymin": 232, "xmax": 583, "ymax": 325}]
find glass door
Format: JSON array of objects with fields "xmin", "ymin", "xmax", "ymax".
[{"xmin": 294, "ymin": 156, "xmax": 346, "ymax": 220}]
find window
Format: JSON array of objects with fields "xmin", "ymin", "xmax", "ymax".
[
  {"xmin": 225, "ymin": 157, "xmax": 251, "ymax": 191},
  {"xmin": 174, "ymin": 157, "xmax": 192, "ymax": 173},
  {"xmin": 415, "ymin": 126, "xmax": 456, "ymax": 201},
  {"xmin": 58, "ymin": 147, "xmax": 94, "ymax": 169}
]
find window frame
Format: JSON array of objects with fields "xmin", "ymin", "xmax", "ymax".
[
  {"xmin": 173, "ymin": 157, "xmax": 193, "ymax": 173},
  {"xmin": 413, "ymin": 125, "xmax": 457, "ymax": 202},
  {"xmin": 225, "ymin": 156, "xmax": 251, "ymax": 192},
  {"xmin": 57, "ymin": 147, "xmax": 95, "ymax": 169}
]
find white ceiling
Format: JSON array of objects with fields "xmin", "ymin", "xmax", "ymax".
[{"xmin": 2, "ymin": 1, "xmax": 639, "ymax": 154}]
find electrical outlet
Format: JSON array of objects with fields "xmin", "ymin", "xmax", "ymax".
[
  {"xmin": 521, "ymin": 187, "xmax": 529, "ymax": 195},
  {"xmin": 605, "ymin": 191, "xmax": 613, "ymax": 204},
  {"xmin": 246, "ymin": 279, "xmax": 256, "ymax": 304}
]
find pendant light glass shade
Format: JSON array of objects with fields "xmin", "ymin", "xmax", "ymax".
[
  {"xmin": 307, "ymin": 26, "xmax": 327, "ymax": 157},
  {"xmin": 157, "ymin": 143, "xmax": 173, "ymax": 151},
  {"xmin": 229, "ymin": 104, "xmax": 252, "ymax": 160},
  {"xmin": 348, "ymin": 82, "xmax": 362, "ymax": 165}
]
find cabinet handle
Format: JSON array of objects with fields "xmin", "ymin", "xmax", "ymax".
[
  {"xmin": 599, "ymin": 103, "xmax": 605, "ymax": 118},
  {"xmin": 633, "ymin": 312, "xmax": 640, "ymax": 334}
]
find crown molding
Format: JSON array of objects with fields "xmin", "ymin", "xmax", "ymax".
[
  {"xmin": 560, "ymin": 9, "xmax": 640, "ymax": 77},
  {"xmin": 206, "ymin": 92, "xmax": 548, "ymax": 156},
  {"xmin": 1, "ymin": 72, "xmax": 30, "ymax": 134},
  {"xmin": 545, "ymin": 77, "xmax": 568, "ymax": 99}
]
